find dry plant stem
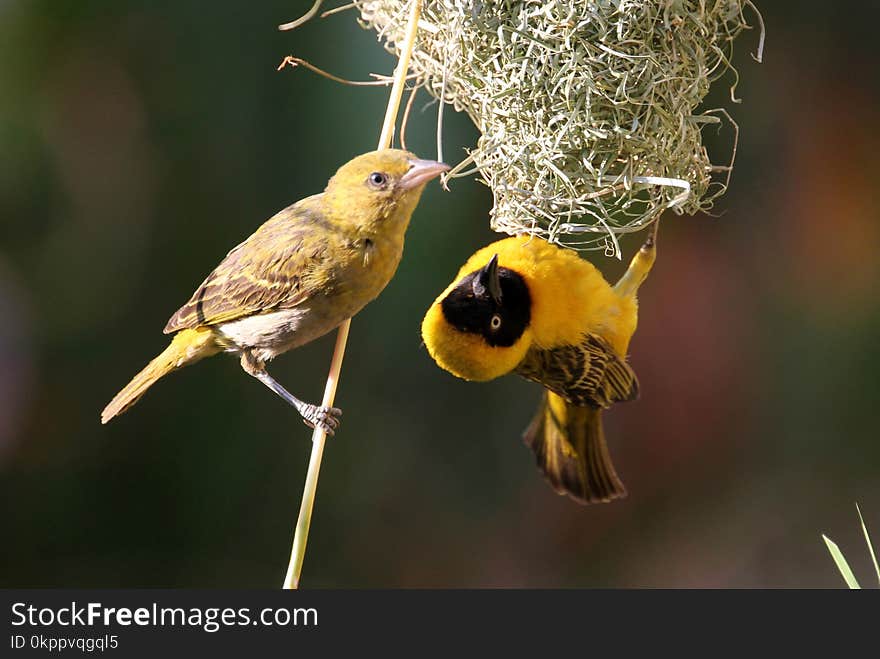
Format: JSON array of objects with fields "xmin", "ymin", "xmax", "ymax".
[
  {"xmin": 277, "ymin": 56, "xmax": 411, "ymax": 86},
  {"xmin": 399, "ymin": 85, "xmax": 419, "ymax": 151},
  {"xmin": 745, "ymin": 0, "xmax": 766, "ymax": 62},
  {"xmin": 282, "ymin": 0, "xmax": 423, "ymax": 590},
  {"xmin": 282, "ymin": 322, "xmax": 349, "ymax": 590},
  {"xmin": 279, "ymin": 0, "xmax": 326, "ymax": 31},
  {"xmin": 322, "ymin": 2, "xmax": 357, "ymax": 19}
]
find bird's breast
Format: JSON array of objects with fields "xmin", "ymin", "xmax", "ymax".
[{"xmin": 335, "ymin": 232, "xmax": 405, "ymax": 304}]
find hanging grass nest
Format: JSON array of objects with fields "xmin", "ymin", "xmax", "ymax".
[{"xmin": 355, "ymin": 0, "xmax": 762, "ymax": 255}]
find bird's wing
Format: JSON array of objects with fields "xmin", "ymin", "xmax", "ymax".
[
  {"xmin": 164, "ymin": 197, "xmax": 334, "ymax": 333},
  {"xmin": 516, "ymin": 334, "xmax": 639, "ymax": 408}
]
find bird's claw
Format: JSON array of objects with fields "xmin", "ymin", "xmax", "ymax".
[{"xmin": 300, "ymin": 404, "xmax": 343, "ymax": 436}]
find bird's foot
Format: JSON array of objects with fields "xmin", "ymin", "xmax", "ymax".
[{"xmin": 299, "ymin": 404, "xmax": 343, "ymax": 436}]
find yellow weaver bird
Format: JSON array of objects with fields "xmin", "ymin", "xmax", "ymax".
[
  {"xmin": 421, "ymin": 225, "xmax": 658, "ymax": 504},
  {"xmin": 102, "ymin": 149, "xmax": 448, "ymax": 432}
]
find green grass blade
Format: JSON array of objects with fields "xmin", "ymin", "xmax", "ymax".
[
  {"xmin": 822, "ymin": 534, "xmax": 861, "ymax": 589},
  {"xmin": 855, "ymin": 504, "xmax": 879, "ymax": 585}
]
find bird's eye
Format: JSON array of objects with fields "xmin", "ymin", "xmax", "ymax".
[
  {"xmin": 489, "ymin": 314, "xmax": 502, "ymax": 331},
  {"xmin": 367, "ymin": 172, "xmax": 389, "ymax": 188}
]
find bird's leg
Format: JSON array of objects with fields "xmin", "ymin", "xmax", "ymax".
[
  {"xmin": 613, "ymin": 219, "xmax": 659, "ymax": 298},
  {"xmin": 239, "ymin": 351, "xmax": 342, "ymax": 436}
]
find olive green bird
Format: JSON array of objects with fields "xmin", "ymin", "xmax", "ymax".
[{"xmin": 101, "ymin": 149, "xmax": 448, "ymax": 433}]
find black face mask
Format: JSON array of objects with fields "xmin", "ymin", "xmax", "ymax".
[{"xmin": 441, "ymin": 256, "xmax": 531, "ymax": 348}]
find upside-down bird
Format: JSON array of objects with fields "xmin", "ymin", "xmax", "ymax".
[
  {"xmin": 421, "ymin": 225, "xmax": 658, "ymax": 503},
  {"xmin": 102, "ymin": 149, "xmax": 448, "ymax": 433}
]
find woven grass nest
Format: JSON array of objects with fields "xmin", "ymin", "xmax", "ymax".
[{"xmin": 355, "ymin": 0, "xmax": 762, "ymax": 255}]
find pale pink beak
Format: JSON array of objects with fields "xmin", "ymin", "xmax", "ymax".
[{"xmin": 399, "ymin": 158, "xmax": 450, "ymax": 190}]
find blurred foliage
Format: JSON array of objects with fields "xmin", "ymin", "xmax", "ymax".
[{"xmin": 1, "ymin": 0, "xmax": 879, "ymax": 587}]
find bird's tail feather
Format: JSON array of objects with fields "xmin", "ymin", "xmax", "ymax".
[
  {"xmin": 523, "ymin": 391, "xmax": 626, "ymax": 504},
  {"xmin": 101, "ymin": 327, "xmax": 220, "ymax": 424}
]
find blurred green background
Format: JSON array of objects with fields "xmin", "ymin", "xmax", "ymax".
[{"xmin": 2, "ymin": 1, "xmax": 878, "ymax": 588}]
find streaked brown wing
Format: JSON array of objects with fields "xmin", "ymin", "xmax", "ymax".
[
  {"xmin": 164, "ymin": 197, "xmax": 332, "ymax": 333},
  {"xmin": 516, "ymin": 334, "xmax": 639, "ymax": 408}
]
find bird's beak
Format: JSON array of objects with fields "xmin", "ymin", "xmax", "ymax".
[
  {"xmin": 472, "ymin": 254, "xmax": 503, "ymax": 305},
  {"xmin": 399, "ymin": 158, "xmax": 450, "ymax": 190}
]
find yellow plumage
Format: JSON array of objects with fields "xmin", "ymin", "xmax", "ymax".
[
  {"xmin": 101, "ymin": 328, "xmax": 219, "ymax": 424},
  {"xmin": 421, "ymin": 230, "xmax": 657, "ymax": 504},
  {"xmin": 102, "ymin": 149, "xmax": 448, "ymax": 431},
  {"xmin": 423, "ymin": 237, "xmax": 639, "ymax": 377}
]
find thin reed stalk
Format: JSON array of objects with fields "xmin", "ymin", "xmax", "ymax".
[{"xmin": 282, "ymin": 0, "xmax": 423, "ymax": 590}]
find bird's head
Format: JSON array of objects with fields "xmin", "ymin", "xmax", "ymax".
[
  {"xmin": 421, "ymin": 252, "xmax": 533, "ymax": 381},
  {"xmin": 324, "ymin": 149, "xmax": 449, "ymax": 231}
]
